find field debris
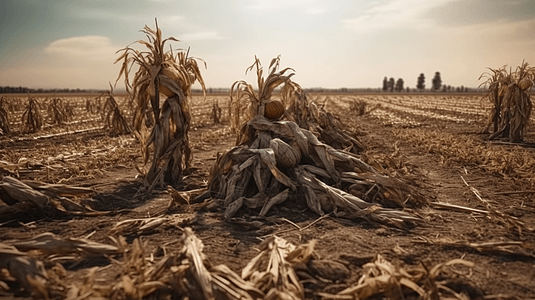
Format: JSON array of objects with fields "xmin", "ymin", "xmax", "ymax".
[
  {"xmin": 0, "ymin": 175, "xmax": 105, "ymax": 219},
  {"xmin": 324, "ymin": 255, "xmax": 475, "ymax": 300},
  {"xmin": 109, "ymin": 213, "xmax": 196, "ymax": 236},
  {"xmin": 0, "ymin": 227, "xmax": 485, "ymax": 299}
]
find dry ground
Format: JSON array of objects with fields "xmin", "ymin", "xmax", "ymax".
[{"xmin": 1, "ymin": 93, "xmax": 534, "ymax": 299}]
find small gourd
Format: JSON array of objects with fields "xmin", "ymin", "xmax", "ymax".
[{"xmin": 264, "ymin": 99, "xmax": 285, "ymax": 120}]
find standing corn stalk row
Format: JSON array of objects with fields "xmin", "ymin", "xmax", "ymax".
[
  {"xmin": 480, "ymin": 61, "xmax": 534, "ymax": 142},
  {"xmin": 115, "ymin": 19, "xmax": 206, "ymax": 191}
]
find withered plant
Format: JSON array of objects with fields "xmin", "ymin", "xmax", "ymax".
[
  {"xmin": 480, "ymin": 61, "xmax": 534, "ymax": 142},
  {"xmin": 99, "ymin": 87, "xmax": 131, "ymax": 135},
  {"xmin": 21, "ymin": 96, "xmax": 43, "ymax": 133},
  {"xmin": 0, "ymin": 97, "xmax": 10, "ymax": 135},
  {"xmin": 46, "ymin": 97, "xmax": 70, "ymax": 125},
  {"xmin": 115, "ymin": 19, "xmax": 206, "ymax": 191}
]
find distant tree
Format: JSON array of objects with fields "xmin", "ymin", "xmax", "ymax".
[
  {"xmin": 395, "ymin": 78, "xmax": 404, "ymax": 92},
  {"xmin": 432, "ymin": 72, "xmax": 442, "ymax": 91},
  {"xmin": 406, "ymin": 86, "xmax": 411, "ymax": 93},
  {"xmin": 388, "ymin": 77, "xmax": 395, "ymax": 92},
  {"xmin": 382, "ymin": 77, "xmax": 388, "ymax": 92},
  {"xmin": 417, "ymin": 73, "xmax": 425, "ymax": 91},
  {"xmin": 441, "ymin": 84, "xmax": 447, "ymax": 92}
]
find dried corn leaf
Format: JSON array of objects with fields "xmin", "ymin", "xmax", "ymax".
[
  {"xmin": 110, "ymin": 213, "xmax": 195, "ymax": 236},
  {"xmin": 242, "ymin": 236, "xmax": 304, "ymax": 300},
  {"xmin": 0, "ymin": 176, "xmax": 49, "ymax": 208},
  {"xmin": 334, "ymin": 254, "xmax": 473, "ymax": 299},
  {"xmin": 10, "ymin": 232, "xmax": 119, "ymax": 256}
]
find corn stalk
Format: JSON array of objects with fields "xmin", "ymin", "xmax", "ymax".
[
  {"xmin": 21, "ymin": 96, "xmax": 43, "ymax": 133},
  {"xmin": 99, "ymin": 86, "xmax": 131, "ymax": 135},
  {"xmin": 481, "ymin": 61, "xmax": 534, "ymax": 142},
  {"xmin": 0, "ymin": 97, "xmax": 9, "ymax": 135},
  {"xmin": 46, "ymin": 97, "xmax": 70, "ymax": 125},
  {"xmin": 115, "ymin": 19, "xmax": 206, "ymax": 191}
]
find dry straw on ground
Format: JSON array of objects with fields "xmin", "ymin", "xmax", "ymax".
[
  {"xmin": 1, "ymin": 227, "xmax": 482, "ymax": 299},
  {"xmin": 115, "ymin": 19, "xmax": 206, "ymax": 192}
]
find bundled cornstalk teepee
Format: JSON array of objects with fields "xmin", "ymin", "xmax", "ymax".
[
  {"xmin": 480, "ymin": 61, "xmax": 534, "ymax": 142},
  {"xmin": 115, "ymin": 19, "xmax": 206, "ymax": 191},
  {"xmin": 209, "ymin": 57, "xmax": 426, "ymax": 228}
]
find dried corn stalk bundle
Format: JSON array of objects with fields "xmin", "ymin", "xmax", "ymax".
[
  {"xmin": 209, "ymin": 113, "xmax": 425, "ymax": 228},
  {"xmin": 46, "ymin": 97, "xmax": 70, "ymax": 125},
  {"xmin": 115, "ymin": 19, "xmax": 206, "ymax": 191},
  {"xmin": 0, "ymin": 175, "xmax": 102, "ymax": 219},
  {"xmin": 21, "ymin": 96, "xmax": 43, "ymax": 133},
  {"xmin": 213, "ymin": 57, "xmax": 423, "ymax": 227},
  {"xmin": 99, "ymin": 88, "xmax": 131, "ymax": 135},
  {"xmin": 326, "ymin": 255, "xmax": 474, "ymax": 299},
  {"xmin": 85, "ymin": 96, "xmax": 102, "ymax": 115},
  {"xmin": 481, "ymin": 61, "xmax": 534, "ymax": 142},
  {"xmin": 0, "ymin": 97, "xmax": 10, "ymax": 135},
  {"xmin": 281, "ymin": 80, "xmax": 365, "ymax": 154}
]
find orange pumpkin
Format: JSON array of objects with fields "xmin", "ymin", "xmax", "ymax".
[{"xmin": 264, "ymin": 99, "xmax": 285, "ymax": 120}]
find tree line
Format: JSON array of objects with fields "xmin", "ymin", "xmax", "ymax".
[
  {"xmin": 383, "ymin": 72, "xmax": 472, "ymax": 92},
  {"xmin": 0, "ymin": 86, "xmax": 105, "ymax": 94}
]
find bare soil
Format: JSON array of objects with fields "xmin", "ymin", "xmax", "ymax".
[{"xmin": 1, "ymin": 94, "xmax": 535, "ymax": 299}]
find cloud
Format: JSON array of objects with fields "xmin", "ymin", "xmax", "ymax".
[
  {"xmin": 343, "ymin": 0, "xmax": 459, "ymax": 33},
  {"xmin": 44, "ymin": 36, "xmax": 119, "ymax": 62},
  {"xmin": 180, "ymin": 31, "xmax": 226, "ymax": 41},
  {"xmin": 247, "ymin": 0, "xmax": 327, "ymax": 14}
]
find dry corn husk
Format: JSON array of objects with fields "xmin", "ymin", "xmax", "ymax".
[
  {"xmin": 518, "ymin": 76, "xmax": 533, "ymax": 90},
  {"xmin": 269, "ymin": 138, "xmax": 301, "ymax": 168}
]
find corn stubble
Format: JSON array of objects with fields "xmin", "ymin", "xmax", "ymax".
[
  {"xmin": 480, "ymin": 61, "xmax": 534, "ymax": 142},
  {"xmin": 115, "ymin": 19, "xmax": 206, "ymax": 191},
  {"xmin": 209, "ymin": 57, "xmax": 426, "ymax": 229}
]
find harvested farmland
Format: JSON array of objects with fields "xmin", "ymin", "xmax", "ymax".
[{"xmin": 1, "ymin": 34, "xmax": 535, "ymax": 299}]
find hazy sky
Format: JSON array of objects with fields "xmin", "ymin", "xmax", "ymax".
[{"xmin": 1, "ymin": 0, "xmax": 534, "ymax": 90}]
